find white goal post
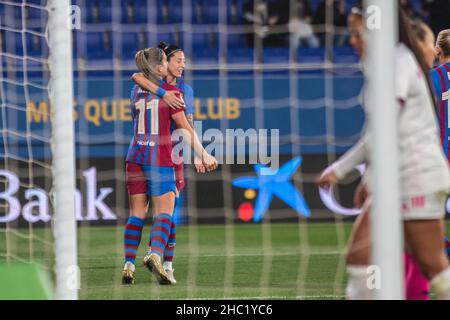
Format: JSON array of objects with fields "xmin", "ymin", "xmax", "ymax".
[
  {"xmin": 47, "ymin": 0, "xmax": 78, "ymax": 300},
  {"xmin": 365, "ymin": 0, "xmax": 404, "ymax": 299}
]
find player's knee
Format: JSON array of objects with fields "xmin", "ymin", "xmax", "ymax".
[
  {"xmin": 346, "ymin": 246, "xmax": 370, "ymax": 266},
  {"xmin": 415, "ymin": 256, "xmax": 445, "ymax": 280},
  {"xmin": 346, "ymin": 251, "xmax": 359, "ymax": 266}
]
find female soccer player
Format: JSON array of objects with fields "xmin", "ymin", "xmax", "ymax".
[
  {"xmin": 348, "ymin": 20, "xmax": 448, "ymax": 300},
  {"xmin": 122, "ymin": 47, "xmax": 217, "ymax": 285},
  {"xmin": 402, "ymin": 19, "xmax": 438, "ymax": 300},
  {"xmin": 130, "ymin": 41, "xmax": 201, "ymax": 284},
  {"xmin": 317, "ymin": 7, "xmax": 450, "ymax": 300},
  {"xmin": 431, "ymin": 29, "xmax": 450, "ymax": 160}
]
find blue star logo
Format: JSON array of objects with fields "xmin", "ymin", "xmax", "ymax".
[{"xmin": 232, "ymin": 157, "xmax": 310, "ymax": 222}]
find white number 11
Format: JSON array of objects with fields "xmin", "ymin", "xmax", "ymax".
[{"xmin": 135, "ymin": 98, "xmax": 159, "ymax": 135}]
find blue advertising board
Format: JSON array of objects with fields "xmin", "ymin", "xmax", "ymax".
[{"xmin": 0, "ymin": 73, "xmax": 364, "ymax": 159}]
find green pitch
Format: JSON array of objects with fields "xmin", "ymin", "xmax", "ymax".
[
  {"xmin": 77, "ymin": 222, "xmax": 353, "ymax": 300},
  {"xmin": 10, "ymin": 221, "xmax": 449, "ymax": 300}
]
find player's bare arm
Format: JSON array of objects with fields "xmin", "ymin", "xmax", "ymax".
[
  {"xmin": 186, "ymin": 113, "xmax": 194, "ymax": 128},
  {"xmin": 353, "ymin": 183, "xmax": 368, "ymax": 208},
  {"xmin": 172, "ymin": 112, "xmax": 218, "ymax": 172},
  {"xmin": 186, "ymin": 113, "xmax": 206, "ymax": 173},
  {"xmin": 131, "ymin": 72, "xmax": 185, "ymax": 109}
]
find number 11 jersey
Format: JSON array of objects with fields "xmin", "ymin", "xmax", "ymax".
[{"xmin": 126, "ymin": 81, "xmax": 185, "ymax": 166}]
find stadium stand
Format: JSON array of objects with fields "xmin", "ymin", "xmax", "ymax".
[{"xmin": 9, "ymin": 0, "xmax": 428, "ymax": 71}]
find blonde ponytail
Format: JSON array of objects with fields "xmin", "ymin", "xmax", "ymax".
[
  {"xmin": 135, "ymin": 47, "xmax": 165, "ymax": 86},
  {"xmin": 437, "ymin": 29, "xmax": 450, "ymax": 58}
]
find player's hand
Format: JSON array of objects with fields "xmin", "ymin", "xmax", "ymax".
[
  {"xmin": 354, "ymin": 183, "xmax": 368, "ymax": 208},
  {"xmin": 315, "ymin": 168, "xmax": 339, "ymax": 189},
  {"xmin": 163, "ymin": 91, "xmax": 185, "ymax": 109},
  {"xmin": 194, "ymin": 156, "xmax": 206, "ymax": 173},
  {"xmin": 195, "ymin": 163, "xmax": 206, "ymax": 173},
  {"xmin": 202, "ymin": 153, "xmax": 218, "ymax": 172}
]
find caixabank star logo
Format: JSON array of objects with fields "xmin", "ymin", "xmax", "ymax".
[{"xmin": 232, "ymin": 157, "xmax": 310, "ymax": 222}]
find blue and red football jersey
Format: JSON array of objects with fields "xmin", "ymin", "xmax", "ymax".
[
  {"xmin": 431, "ymin": 63, "xmax": 450, "ymax": 160},
  {"xmin": 126, "ymin": 81, "xmax": 185, "ymax": 166},
  {"xmin": 170, "ymin": 78, "xmax": 195, "ymax": 133},
  {"xmin": 172, "ymin": 78, "xmax": 195, "ymax": 191},
  {"xmin": 176, "ymin": 78, "xmax": 195, "ymax": 116}
]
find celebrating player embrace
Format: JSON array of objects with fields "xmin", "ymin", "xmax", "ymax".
[
  {"xmin": 122, "ymin": 47, "xmax": 218, "ymax": 285},
  {"xmin": 130, "ymin": 41, "xmax": 202, "ymax": 285}
]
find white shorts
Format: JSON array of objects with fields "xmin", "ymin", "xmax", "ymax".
[{"xmin": 401, "ymin": 190, "xmax": 448, "ymax": 221}]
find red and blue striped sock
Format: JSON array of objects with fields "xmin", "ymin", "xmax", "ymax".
[
  {"xmin": 149, "ymin": 213, "xmax": 172, "ymax": 257},
  {"xmin": 164, "ymin": 221, "xmax": 177, "ymax": 263},
  {"xmin": 123, "ymin": 216, "xmax": 145, "ymax": 264}
]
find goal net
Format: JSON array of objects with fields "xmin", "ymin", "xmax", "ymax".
[
  {"xmin": 2, "ymin": 0, "xmax": 370, "ymax": 300},
  {"xmin": 0, "ymin": 0, "xmax": 77, "ymax": 299}
]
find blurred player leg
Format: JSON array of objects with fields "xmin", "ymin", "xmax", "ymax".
[
  {"xmin": 345, "ymin": 206, "xmax": 372, "ymax": 300},
  {"xmin": 404, "ymin": 219, "xmax": 450, "ymax": 299},
  {"xmin": 404, "ymin": 251, "xmax": 430, "ymax": 300},
  {"xmin": 445, "ymin": 236, "xmax": 450, "ymax": 260},
  {"xmin": 347, "ymin": 194, "xmax": 432, "ymax": 300}
]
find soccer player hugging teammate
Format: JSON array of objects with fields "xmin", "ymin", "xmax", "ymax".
[
  {"xmin": 122, "ymin": 47, "xmax": 218, "ymax": 285},
  {"xmin": 129, "ymin": 41, "xmax": 203, "ymax": 285},
  {"xmin": 316, "ymin": 6, "xmax": 450, "ymax": 300}
]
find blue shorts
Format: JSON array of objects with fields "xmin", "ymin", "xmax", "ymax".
[{"xmin": 126, "ymin": 162, "xmax": 176, "ymax": 196}]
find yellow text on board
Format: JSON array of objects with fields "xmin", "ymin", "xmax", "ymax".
[{"xmin": 27, "ymin": 98, "xmax": 241, "ymax": 125}]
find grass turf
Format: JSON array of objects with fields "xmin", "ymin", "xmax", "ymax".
[
  {"xmin": 3, "ymin": 221, "xmax": 449, "ymax": 299},
  {"xmin": 77, "ymin": 222, "xmax": 353, "ymax": 300}
]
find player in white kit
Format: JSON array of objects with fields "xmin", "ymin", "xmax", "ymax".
[{"xmin": 317, "ymin": 7, "xmax": 450, "ymax": 299}]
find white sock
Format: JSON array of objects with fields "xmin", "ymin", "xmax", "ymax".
[
  {"xmin": 430, "ymin": 267, "xmax": 450, "ymax": 300},
  {"xmin": 124, "ymin": 261, "xmax": 135, "ymax": 272},
  {"xmin": 346, "ymin": 265, "xmax": 373, "ymax": 300},
  {"xmin": 163, "ymin": 261, "xmax": 173, "ymax": 271}
]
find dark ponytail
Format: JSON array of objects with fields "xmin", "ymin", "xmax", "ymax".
[
  {"xmin": 158, "ymin": 41, "xmax": 182, "ymax": 61},
  {"xmin": 398, "ymin": 7, "xmax": 437, "ymax": 114}
]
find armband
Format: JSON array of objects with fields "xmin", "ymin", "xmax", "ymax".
[{"xmin": 156, "ymin": 87, "xmax": 166, "ymax": 98}]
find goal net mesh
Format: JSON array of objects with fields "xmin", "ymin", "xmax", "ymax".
[
  {"xmin": 0, "ymin": 0, "xmax": 55, "ymax": 273},
  {"xmin": 1, "ymin": 0, "xmax": 367, "ymax": 299}
]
